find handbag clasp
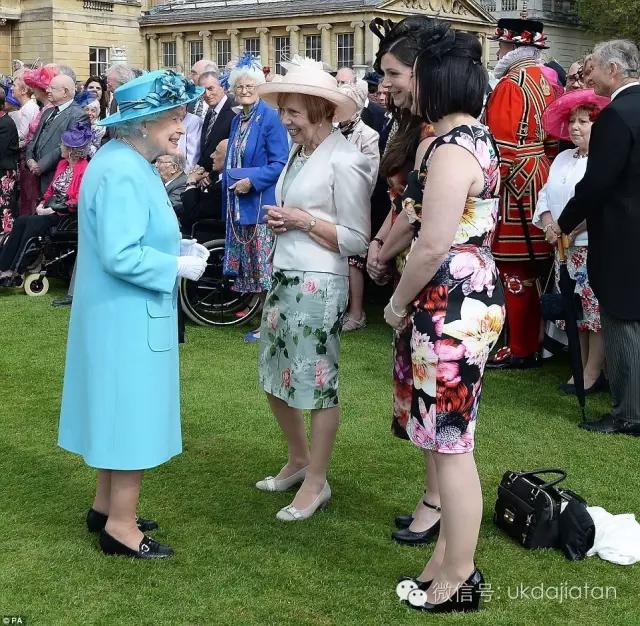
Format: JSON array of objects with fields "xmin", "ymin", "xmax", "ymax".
[{"xmin": 503, "ymin": 509, "xmax": 515, "ymax": 524}]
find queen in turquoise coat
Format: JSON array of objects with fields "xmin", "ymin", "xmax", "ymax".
[{"xmin": 58, "ymin": 70, "xmax": 207, "ymax": 559}]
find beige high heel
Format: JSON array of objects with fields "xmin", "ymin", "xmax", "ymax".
[
  {"xmin": 255, "ymin": 466, "xmax": 308, "ymax": 492},
  {"xmin": 276, "ymin": 482, "xmax": 331, "ymax": 521}
]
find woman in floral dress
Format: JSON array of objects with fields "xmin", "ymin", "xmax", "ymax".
[{"xmin": 384, "ymin": 24, "xmax": 505, "ymax": 613}]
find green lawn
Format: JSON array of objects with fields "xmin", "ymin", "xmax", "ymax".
[{"xmin": 1, "ymin": 282, "xmax": 638, "ymax": 626}]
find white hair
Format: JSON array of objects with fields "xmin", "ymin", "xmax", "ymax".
[
  {"xmin": 593, "ymin": 40, "xmax": 640, "ymax": 77},
  {"xmin": 166, "ymin": 152, "xmax": 186, "ymax": 171},
  {"xmin": 113, "ymin": 110, "xmax": 167, "ymax": 139},
  {"xmin": 107, "ymin": 64, "xmax": 136, "ymax": 87},
  {"xmin": 84, "ymin": 100, "xmax": 101, "ymax": 114},
  {"xmin": 228, "ymin": 66, "xmax": 265, "ymax": 90}
]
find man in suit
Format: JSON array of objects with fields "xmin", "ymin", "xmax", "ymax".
[
  {"xmin": 335, "ymin": 67, "xmax": 386, "ymax": 135},
  {"xmin": 197, "ymin": 72, "xmax": 234, "ymax": 173},
  {"xmin": 553, "ymin": 40, "xmax": 640, "ymax": 436},
  {"xmin": 188, "ymin": 59, "xmax": 218, "ymax": 119},
  {"xmin": 26, "ymin": 74, "xmax": 88, "ymax": 195},
  {"xmin": 156, "ymin": 153, "xmax": 188, "ymax": 214}
]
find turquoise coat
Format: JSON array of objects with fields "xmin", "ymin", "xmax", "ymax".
[{"xmin": 58, "ymin": 140, "xmax": 182, "ymax": 470}]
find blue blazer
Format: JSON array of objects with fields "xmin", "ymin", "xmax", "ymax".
[{"xmin": 223, "ymin": 99, "xmax": 289, "ymax": 224}]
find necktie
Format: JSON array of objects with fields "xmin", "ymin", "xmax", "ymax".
[
  {"xmin": 44, "ymin": 106, "xmax": 59, "ymax": 127},
  {"xmin": 205, "ymin": 109, "xmax": 218, "ymax": 144},
  {"xmin": 194, "ymin": 98, "xmax": 205, "ymax": 118}
]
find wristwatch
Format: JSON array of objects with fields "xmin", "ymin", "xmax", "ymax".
[{"xmin": 306, "ymin": 217, "xmax": 317, "ymax": 232}]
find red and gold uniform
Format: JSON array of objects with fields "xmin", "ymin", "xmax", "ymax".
[{"xmin": 486, "ymin": 59, "xmax": 557, "ymax": 359}]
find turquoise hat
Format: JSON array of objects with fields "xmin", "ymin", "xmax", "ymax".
[{"xmin": 99, "ymin": 69, "xmax": 204, "ymax": 127}]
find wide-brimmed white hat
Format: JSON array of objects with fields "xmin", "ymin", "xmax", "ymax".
[{"xmin": 256, "ymin": 55, "xmax": 357, "ymax": 123}]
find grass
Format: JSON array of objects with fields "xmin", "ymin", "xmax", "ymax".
[{"xmin": 1, "ymin": 280, "xmax": 639, "ymax": 626}]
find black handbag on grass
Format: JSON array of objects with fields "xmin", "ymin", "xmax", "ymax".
[{"xmin": 493, "ymin": 468, "xmax": 568, "ymax": 549}]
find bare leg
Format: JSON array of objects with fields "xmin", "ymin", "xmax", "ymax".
[
  {"xmin": 92, "ymin": 469, "xmax": 111, "ymax": 514},
  {"xmin": 290, "ymin": 405, "xmax": 339, "ymax": 510},
  {"xmin": 266, "ymin": 393, "xmax": 310, "ymax": 479},
  {"xmin": 422, "ymin": 452, "xmax": 481, "ymax": 604},
  {"xmin": 567, "ymin": 331, "xmax": 589, "ymax": 384},
  {"xmin": 104, "ymin": 470, "xmax": 144, "ymax": 550},
  {"xmin": 409, "ymin": 451, "xmax": 441, "ymax": 532},
  {"xmin": 583, "ymin": 331, "xmax": 605, "ymax": 388},
  {"xmin": 347, "ymin": 266, "xmax": 365, "ymax": 321}
]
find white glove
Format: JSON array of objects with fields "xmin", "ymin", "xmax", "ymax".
[
  {"xmin": 180, "ymin": 238, "xmax": 210, "ymax": 260},
  {"xmin": 177, "ymin": 256, "xmax": 207, "ymax": 281},
  {"xmin": 36, "ymin": 204, "xmax": 55, "ymax": 216}
]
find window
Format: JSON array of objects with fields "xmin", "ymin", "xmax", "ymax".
[
  {"xmin": 244, "ymin": 37, "xmax": 260, "ymax": 60},
  {"xmin": 305, "ymin": 35, "xmax": 321, "ymax": 62},
  {"xmin": 162, "ymin": 41, "xmax": 176, "ymax": 69},
  {"xmin": 216, "ymin": 39, "xmax": 231, "ymax": 68},
  {"xmin": 89, "ymin": 47, "xmax": 109, "ymax": 77},
  {"xmin": 501, "ymin": 0, "xmax": 518, "ymax": 9},
  {"xmin": 336, "ymin": 33, "xmax": 354, "ymax": 69},
  {"xmin": 273, "ymin": 36, "xmax": 290, "ymax": 75},
  {"xmin": 482, "ymin": 0, "xmax": 496, "ymax": 10},
  {"xmin": 189, "ymin": 40, "xmax": 203, "ymax": 69}
]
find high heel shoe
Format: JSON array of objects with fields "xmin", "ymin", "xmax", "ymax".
[
  {"xmin": 276, "ymin": 482, "xmax": 331, "ymax": 521},
  {"xmin": 86, "ymin": 508, "xmax": 158, "ymax": 533},
  {"xmin": 406, "ymin": 568, "xmax": 484, "ymax": 613},
  {"xmin": 396, "ymin": 576, "xmax": 432, "ymax": 600},
  {"xmin": 99, "ymin": 530, "xmax": 173, "ymax": 559},
  {"xmin": 255, "ymin": 466, "xmax": 308, "ymax": 492},
  {"xmin": 392, "ymin": 500, "xmax": 441, "ymax": 545},
  {"xmin": 559, "ymin": 371, "xmax": 608, "ymax": 395}
]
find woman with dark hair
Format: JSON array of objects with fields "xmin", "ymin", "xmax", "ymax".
[
  {"xmin": 385, "ymin": 23, "xmax": 504, "ymax": 613},
  {"xmin": 365, "ymin": 16, "xmax": 442, "ymax": 548},
  {"xmin": 84, "ymin": 76, "xmax": 109, "ymax": 120}
]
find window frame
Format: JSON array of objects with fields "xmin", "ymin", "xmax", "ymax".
[
  {"xmin": 89, "ymin": 46, "xmax": 110, "ymax": 77},
  {"xmin": 336, "ymin": 32, "xmax": 355, "ymax": 69},
  {"xmin": 304, "ymin": 34, "xmax": 321, "ymax": 62},
  {"xmin": 162, "ymin": 41, "xmax": 177, "ymax": 69}
]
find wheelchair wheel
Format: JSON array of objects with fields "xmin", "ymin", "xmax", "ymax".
[
  {"xmin": 180, "ymin": 238, "xmax": 262, "ymax": 327},
  {"xmin": 24, "ymin": 273, "xmax": 49, "ymax": 297}
]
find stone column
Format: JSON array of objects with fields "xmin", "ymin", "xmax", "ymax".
[
  {"xmin": 350, "ymin": 20, "xmax": 366, "ymax": 77},
  {"xmin": 146, "ymin": 34, "xmax": 158, "ymax": 71},
  {"xmin": 174, "ymin": 33, "xmax": 185, "ymax": 71},
  {"xmin": 479, "ymin": 33, "xmax": 490, "ymax": 68},
  {"xmin": 199, "ymin": 30, "xmax": 213, "ymax": 61},
  {"xmin": 318, "ymin": 23, "xmax": 332, "ymax": 69},
  {"xmin": 286, "ymin": 25, "xmax": 300, "ymax": 57},
  {"xmin": 256, "ymin": 27, "xmax": 270, "ymax": 66},
  {"xmin": 227, "ymin": 28, "xmax": 240, "ymax": 60}
]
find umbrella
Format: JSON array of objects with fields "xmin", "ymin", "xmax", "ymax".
[{"xmin": 557, "ymin": 235, "xmax": 586, "ymax": 422}]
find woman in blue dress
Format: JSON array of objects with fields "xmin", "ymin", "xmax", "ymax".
[{"xmin": 58, "ymin": 70, "xmax": 208, "ymax": 559}]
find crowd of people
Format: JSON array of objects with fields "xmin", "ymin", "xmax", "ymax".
[{"xmin": 1, "ymin": 14, "xmax": 639, "ymax": 614}]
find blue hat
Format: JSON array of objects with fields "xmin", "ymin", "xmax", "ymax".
[{"xmin": 99, "ymin": 69, "xmax": 204, "ymax": 127}]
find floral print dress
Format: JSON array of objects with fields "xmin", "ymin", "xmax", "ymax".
[{"xmin": 392, "ymin": 125, "xmax": 505, "ymax": 454}]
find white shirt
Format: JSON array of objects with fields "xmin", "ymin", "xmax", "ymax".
[
  {"xmin": 611, "ymin": 81, "xmax": 640, "ymax": 100},
  {"xmin": 9, "ymin": 98, "xmax": 39, "ymax": 147},
  {"xmin": 533, "ymin": 148, "xmax": 589, "ymax": 246},
  {"xmin": 213, "ymin": 95, "xmax": 228, "ymax": 118},
  {"xmin": 57, "ymin": 98, "xmax": 74, "ymax": 113}
]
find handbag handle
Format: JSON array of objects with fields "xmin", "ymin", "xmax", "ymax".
[{"xmin": 519, "ymin": 468, "xmax": 567, "ymax": 489}]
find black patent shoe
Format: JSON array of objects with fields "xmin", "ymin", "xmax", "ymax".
[
  {"xmin": 406, "ymin": 568, "xmax": 484, "ymax": 613},
  {"xmin": 99, "ymin": 529, "xmax": 173, "ymax": 559},
  {"xmin": 394, "ymin": 514, "xmax": 414, "ymax": 529},
  {"xmin": 392, "ymin": 500, "xmax": 441, "ymax": 545},
  {"xmin": 396, "ymin": 576, "xmax": 433, "ymax": 601},
  {"xmin": 86, "ymin": 508, "xmax": 159, "ymax": 533}
]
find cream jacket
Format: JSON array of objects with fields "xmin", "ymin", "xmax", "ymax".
[{"xmin": 273, "ymin": 130, "xmax": 372, "ymax": 276}]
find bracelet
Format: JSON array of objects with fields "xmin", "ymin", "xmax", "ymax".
[
  {"xmin": 372, "ymin": 237, "xmax": 384, "ymax": 246},
  {"xmin": 389, "ymin": 296, "xmax": 408, "ymax": 318},
  {"xmin": 543, "ymin": 223, "xmax": 557, "ymax": 233}
]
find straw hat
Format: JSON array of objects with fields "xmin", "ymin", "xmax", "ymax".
[
  {"xmin": 100, "ymin": 69, "xmax": 204, "ymax": 128},
  {"xmin": 256, "ymin": 55, "xmax": 357, "ymax": 123},
  {"xmin": 542, "ymin": 89, "xmax": 610, "ymax": 141}
]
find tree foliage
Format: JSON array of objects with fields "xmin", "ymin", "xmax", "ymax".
[{"xmin": 577, "ymin": 0, "xmax": 640, "ymax": 44}]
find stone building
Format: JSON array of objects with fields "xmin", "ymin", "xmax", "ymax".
[
  {"xmin": 482, "ymin": 0, "xmax": 596, "ymax": 68},
  {"xmin": 0, "ymin": 0, "xmax": 146, "ymax": 78},
  {"xmin": 139, "ymin": 0, "xmax": 497, "ymax": 75}
]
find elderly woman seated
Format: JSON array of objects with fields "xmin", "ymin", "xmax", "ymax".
[
  {"xmin": 155, "ymin": 153, "xmax": 187, "ymax": 214},
  {"xmin": 0, "ymin": 121, "xmax": 91, "ymax": 287}
]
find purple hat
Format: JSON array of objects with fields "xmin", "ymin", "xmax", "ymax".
[{"xmin": 62, "ymin": 121, "xmax": 93, "ymax": 148}]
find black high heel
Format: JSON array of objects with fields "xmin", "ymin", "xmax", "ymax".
[
  {"xmin": 406, "ymin": 568, "xmax": 484, "ymax": 613},
  {"xmin": 396, "ymin": 576, "xmax": 433, "ymax": 601},
  {"xmin": 392, "ymin": 500, "xmax": 441, "ymax": 545}
]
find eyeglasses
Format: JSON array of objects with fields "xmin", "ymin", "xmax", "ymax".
[{"xmin": 234, "ymin": 85, "xmax": 256, "ymax": 93}]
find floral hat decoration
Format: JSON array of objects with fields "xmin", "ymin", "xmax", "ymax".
[
  {"xmin": 489, "ymin": 18, "xmax": 549, "ymax": 50},
  {"xmin": 99, "ymin": 69, "xmax": 204, "ymax": 127}
]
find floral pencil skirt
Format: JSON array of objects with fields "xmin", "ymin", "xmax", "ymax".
[{"xmin": 259, "ymin": 269, "xmax": 348, "ymax": 410}]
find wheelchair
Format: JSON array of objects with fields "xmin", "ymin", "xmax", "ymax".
[
  {"xmin": 179, "ymin": 218, "xmax": 262, "ymax": 327},
  {"xmin": 5, "ymin": 214, "xmax": 77, "ymax": 296}
]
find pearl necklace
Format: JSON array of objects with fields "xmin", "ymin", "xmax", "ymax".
[{"xmin": 120, "ymin": 137, "xmax": 150, "ymax": 162}]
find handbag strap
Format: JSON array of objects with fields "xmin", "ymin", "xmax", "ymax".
[{"xmin": 519, "ymin": 468, "xmax": 567, "ymax": 489}]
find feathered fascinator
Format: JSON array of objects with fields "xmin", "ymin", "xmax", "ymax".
[
  {"xmin": 228, "ymin": 52, "xmax": 265, "ymax": 89},
  {"xmin": 74, "ymin": 90, "xmax": 98, "ymax": 108},
  {"xmin": 280, "ymin": 54, "xmax": 324, "ymax": 74}
]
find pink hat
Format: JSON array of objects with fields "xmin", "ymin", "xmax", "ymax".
[
  {"xmin": 540, "ymin": 66, "xmax": 564, "ymax": 99},
  {"xmin": 22, "ymin": 66, "xmax": 59, "ymax": 91},
  {"xmin": 542, "ymin": 89, "xmax": 610, "ymax": 141}
]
